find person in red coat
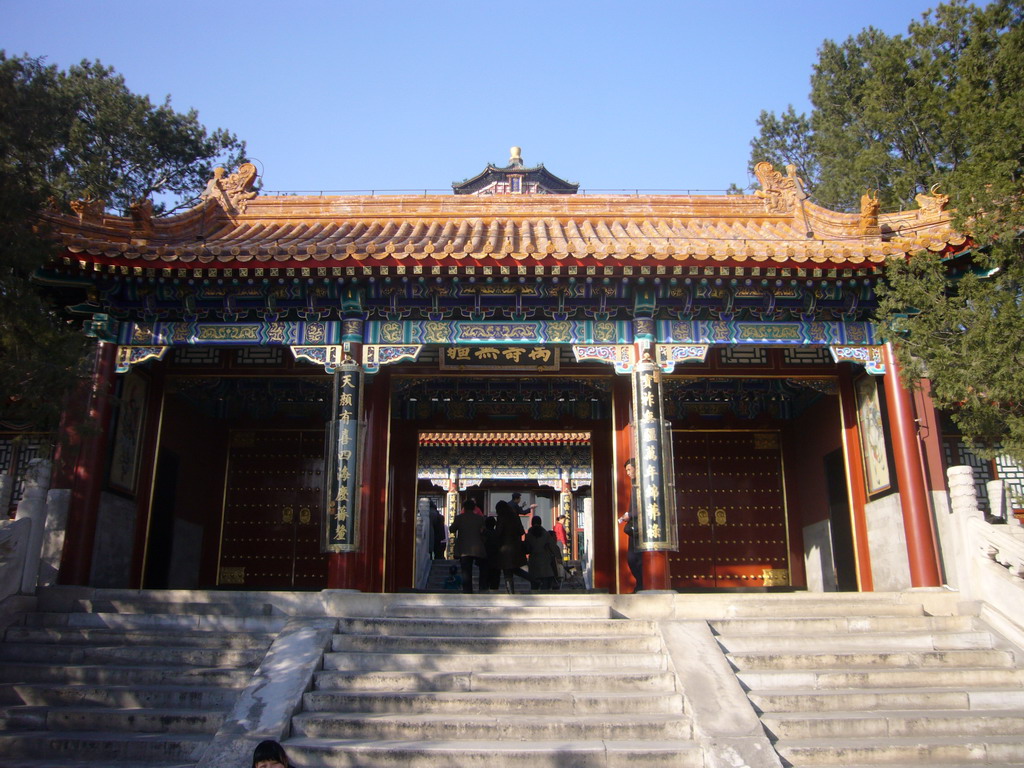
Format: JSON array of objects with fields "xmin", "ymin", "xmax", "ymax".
[{"xmin": 554, "ymin": 514, "xmax": 569, "ymax": 553}]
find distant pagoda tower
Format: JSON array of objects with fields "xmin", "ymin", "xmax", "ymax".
[{"xmin": 452, "ymin": 146, "xmax": 579, "ymax": 195}]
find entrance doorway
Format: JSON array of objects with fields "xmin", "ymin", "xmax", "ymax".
[
  {"xmin": 149, "ymin": 371, "xmax": 331, "ymax": 590},
  {"xmin": 414, "ymin": 430, "xmax": 593, "ymax": 589},
  {"xmin": 217, "ymin": 429, "xmax": 328, "ymax": 589},
  {"xmin": 668, "ymin": 430, "xmax": 790, "ymax": 589}
]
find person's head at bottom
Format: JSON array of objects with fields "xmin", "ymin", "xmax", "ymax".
[{"xmin": 253, "ymin": 740, "xmax": 289, "ymax": 768}]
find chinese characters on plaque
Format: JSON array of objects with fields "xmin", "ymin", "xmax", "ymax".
[
  {"xmin": 440, "ymin": 345, "xmax": 559, "ymax": 371},
  {"xmin": 631, "ymin": 363, "xmax": 678, "ymax": 551},
  {"xmin": 324, "ymin": 365, "xmax": 362, "ymax": 552}
]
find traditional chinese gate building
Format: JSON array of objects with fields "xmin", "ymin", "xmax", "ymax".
[{"xmin": 35, "ymin": 150, "xmax": 969, "ymax": 594}]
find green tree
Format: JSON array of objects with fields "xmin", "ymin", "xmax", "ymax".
[
  {"xmin": 748, "ymin": 106, "xmax": 821, "ymax": 198},
  {"xmin": 746, "ymin": 0, "xmax": 1024, "ymax": 464},
  {"xmin": 0, "ymin": 53, "xmax": 246, "ymax": 429}
]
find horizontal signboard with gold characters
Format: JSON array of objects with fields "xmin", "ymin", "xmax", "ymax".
[{"xmin": 441, "ymin": 345, "xmax": 559, "ymax": 371}]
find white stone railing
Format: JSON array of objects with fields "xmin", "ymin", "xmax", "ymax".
[
  {"xmin": 0, "ymin": 459, "xmax": 52, "ymax": 605},
  {"xmin": 0, "ymin": 519, "xmax": 31, "ymax": 602},
  {"xmin": 948, "ymin": 465, "xmax": 1024, "ymax": 644},
  {"xmin": 969, "ymin": 515, "xmax": 1024, "ymax": 579}
]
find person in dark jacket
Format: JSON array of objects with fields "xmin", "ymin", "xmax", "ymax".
[
  {"xmin": 509, "ymin": 491, "xmax": 536, "ymax": 518},
  {"xmin": 621, "ymin": 458, "xmax": 644, "ymax": 592},
  {"xmin": 494, "ymin": 500, "xmax": 527, "ymax": 594},
  {"xmin": 429, "ymin": 500, "xmax": 447, "ymax": 559},
  {"xmin": 523, "ymin": 515, "xmax": 562, "ymax": 591},
  {"xmin": 482, "ymin": 515, "xmax": 501, "ymax": 591},
  {"xmin": 448, "ymin": 499, "xmax": 488, "ymax": 593}
]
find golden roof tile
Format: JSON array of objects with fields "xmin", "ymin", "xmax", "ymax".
[{"xmin": 45, "ymin": 166, "xmax": 966, "ymax": 272}]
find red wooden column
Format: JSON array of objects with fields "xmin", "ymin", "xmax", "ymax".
[
  {"xmin": 882, "ymin": 344, "xmax": 942, "ymax": 587},
  {"xmin": 57, "ymin": 341, "xmax": 117, "ymax": 585},
  {"xmin": 359, "ymin": 368, "xmax": 392, "ymax": 592},
  {"xmin": 837, "ymin": 364, "xmax": 874, "ymax": 591},
  {"xmin": 607, "ymin": 376, "xmax": 632, "ymax": 594}
]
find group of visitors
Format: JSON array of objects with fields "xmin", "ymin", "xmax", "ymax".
[{"xmin": 448, "ymin": 497, "xmax": 566, "ymax": 593}]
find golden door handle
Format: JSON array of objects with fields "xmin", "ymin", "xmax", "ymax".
[
  {"xmin": 282, "ymin": 506, "xmax": 294, "ymax": 524},
  {"xmin": 714, "ymin": 508, "xmax": 727, "ymax": 525},
  {"xmin": 696, "ymin": 508, "xmax": 710, "ymax": 526}
]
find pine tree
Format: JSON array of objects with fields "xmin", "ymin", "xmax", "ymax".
[
  {"xmin": 0, "ymin": 53, "xmax": 246, "ymax": 428},
  {"xmin": 746, "ymin": 1, "xmax": 1024, "ymax": 463}
]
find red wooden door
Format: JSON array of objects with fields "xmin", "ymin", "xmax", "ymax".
[
  {"xmin": 217, "ymin": 429, "xmax": 328, "ymax": 589},
  {"xmin": 668, "ymin": 431, "xmax": 790, "ymax": 589}
]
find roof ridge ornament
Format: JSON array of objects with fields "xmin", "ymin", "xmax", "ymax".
[
  {"xmin": 201, "ymin": 162, "xmax": 259, "ymax": 214},
  {"xmin": 754, "ymin": 162, "xmax": 807, "ymax": 215},
  {"xmin": 129, "ymin": 198, "xmax": 155, "ymax": 238},
  {"xmin": 70, "ymin": 196, "xmax": 105, "ymax": 223},
  {"xmin": 915, "ymin": 184, "xmax": 950, "ymax": 218},
  {"xmin": 859, "ymin": 190, "xmax": 881, "ymax": 236}
]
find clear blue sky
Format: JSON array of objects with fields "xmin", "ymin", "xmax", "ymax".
[{"xmin": 2, "ymin": 0, "xmax": 947, "ymax": 194}]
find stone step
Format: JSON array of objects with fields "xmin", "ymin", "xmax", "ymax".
[
  {"xmin": 709, "ymin": 614, "xmax": 975, "ymax": 636},
  {"xmin": 737, "ymin": 666, "xmax": 1024, "ymax": 690},
  {"xmin": 749, "ymin": 687, "xmax": 1024, "ymax": 713},
  {"xmin": 0, "ymin": 705, "xmax": 225, "ymax": 734},
  {"xmin": 0, "ymin": 662, "xmax": 249, "ymax": 688},
  {"xmin": 337, "ymin": 616, "xmax": 653, "ymax": 637},
  {"xmin": 774, "ymin": 734, "xmax": 1024, "ymax": 765},
  {"xmin": 3, "ymin": 625, "xmax": 275, "ymax": 649},
  {"xmin": 718, "ymin": 629, "xmax": 995, "ymax": 653},
  {"xmin": 827, "ymin": 765, "xmax": 1024, "ymax": 768},
  {"xmin": 36, "ymin": 586, "xmax": 291, "ymax": 612},
  {"xmin": 20, "ymin": 610, "xmax": 289, "ymax": 633},
  {"xmin": 383, "ymin": 601, "xmax": 612, "ymax": 620},
  {"xmin": 68, "ymin": 598, "xmax": 275, "ymax": 616},
  {"xmin": 290, "ymin": 711, "xmax": 692, "ymax": 740},
  {"xmin": 762, "ymin": 708, "xmax": 1024, "ymax": 739},
  {"xmin": 0, "ymin": 642, "xmax": 264, "ymax": 668},
  {"xmin": 714, "ymin": 599, "xmax": 930, "ymax": 619},
  {"xmin": 322, "ymin": 650, "xmax": 666, "ymax": 673},
  {"xmin": 302, "ymin": 690, "xmax": 684, "ymax": 715},
  {"xmin": 331, "ymin": 633, "xmax": 661, "ymax": 654},
  {"xmin": 728, "ymin": 648, "xmax": 1015, "ymax": 671},
  {"xmin": 0, "ymin": 730, "xmax": 210, "ymax": 761},
  {"xmin": 0, "ymin": 682, "xmax": 239, "ymax": 710},
  {"xmin": 283, "ymin": 736, "xmax": 704, "ymax": 768},
  {"xmin": 314, "ymin": 669, "xmax": 679, "ymax": 693},
  {"xmin": 3, "ymin": 761, "xmax": 194, "ymax": 768}
]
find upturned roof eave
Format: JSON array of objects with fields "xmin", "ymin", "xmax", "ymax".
[{"xmin": 40, "ymin": 188, "xmax": 969, "ymax": 272}]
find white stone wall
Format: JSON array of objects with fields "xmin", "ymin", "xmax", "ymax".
[
  {"xmin": 864, "ymin": 493, "xmax": 912, "ymax": 591},
  {"xmin": 168, "ymin": 517, "xmax": 204, "ymax": 589},
  {"xmin": 89, "ymin": 492, "xmax": 136, "ymax": 588},
  {"xmin": 38, "ymin": 489, "xmax": 70, "ymax": 587},
  {"xmin": 930, "ymin": 489, "xmax": 957, "ymax": 589},
  {"xmin": 802, "ymin": 518, "xmax": 837, "ymax": 592}
]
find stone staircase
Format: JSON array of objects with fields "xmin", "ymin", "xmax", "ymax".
[
  {"xmin": 0, "ymin": 589, "xmax": 287, "ymax": 767},
  {"xmin": 711, "ymin": 596, "xmax": 1024, "ymax": 767},
  {"xmin": 0, "ymin": 589, "xmax": 1022, "ymax": 767},
  {"xmin": 283, "ymin": 596, "xmax": 701, "ymax": 767}
]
